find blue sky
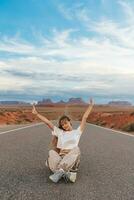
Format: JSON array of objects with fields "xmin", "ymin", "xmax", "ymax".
[{"xmin": 0, "ymin": 0, "xmax": 134, "ymax": 104}]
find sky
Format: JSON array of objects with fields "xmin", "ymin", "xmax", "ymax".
[{"xmin": 0, "ymin": 0, "xmax": 134, "ymax": 104}]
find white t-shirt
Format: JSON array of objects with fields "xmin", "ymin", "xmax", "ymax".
[{"xmin": 51, "ymin": 125, "xmax": 82, "ymax": 150}]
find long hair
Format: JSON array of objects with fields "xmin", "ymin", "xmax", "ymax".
[{"xmin": 58, "ymin": 115, "xmax": 72, "ymax": 131}]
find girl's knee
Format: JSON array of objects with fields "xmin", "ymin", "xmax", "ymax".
[
  {"xmin": 72, "ymin": 146, "xmax": 81, "ymax": 154},
  {"xmin": 49, "ymin": 149, "xmax": 58, "ymax": 157}
]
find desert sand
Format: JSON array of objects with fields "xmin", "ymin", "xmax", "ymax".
[{"xmin": 0, "ymin": 104, "xmax": 134, "ymax": 134}]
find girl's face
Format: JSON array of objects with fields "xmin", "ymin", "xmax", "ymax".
[{"xmin": 60, "ymin": 119, "xmax": 72, "ymax": 131}]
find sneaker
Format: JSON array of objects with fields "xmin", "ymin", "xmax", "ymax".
[
  {"xmin": 49, "ymin": 169, "xmax": 65, "ymax": 183},
  {"xmin": 63, "ymin": 172, "xmax": 77, "ymax": 183}
]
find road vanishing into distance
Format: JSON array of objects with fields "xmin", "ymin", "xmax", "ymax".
[{"xmin": 0, "ymin": 121, "xmax": 134, "ymax": 200}]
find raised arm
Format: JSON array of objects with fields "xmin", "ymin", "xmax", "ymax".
[
  {"xmin": 32, "ymin": 104, "xmax": 54, "ymax": 131},
  {"xmin": 79, "ymin": 98, "xmax": 94, "ymax": 133}
]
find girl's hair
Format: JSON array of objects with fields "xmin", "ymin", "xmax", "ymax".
[{"xmin": 58, "ymin": 115, "xmax": 72, "ymax": 130}]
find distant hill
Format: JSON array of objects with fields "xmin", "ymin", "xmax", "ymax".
[
  {"xmin": 37, "ymin": 98, "xmax": 53, "ymax": 105},
  {"xmin": 108, "ymin": 101, "xmax": 132, "ymax": 106},
  {"xmin": 37, "ymin": 97, "xmax": 87, "ymax": 105},
  {"xmin": 0, "ymin": 101, "xmax": 31, "ymax": 105},
  {"xmin": 67, "ymin": 97, "xmax": 86, "ymax": 105},
  {"xmin": 55, "ymin": 100, "xmax": 66, "ymax": 105}
]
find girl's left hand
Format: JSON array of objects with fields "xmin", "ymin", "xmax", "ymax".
[{"xmin": 32, "ymin": 104, "xmax": 38, "ymax": 115}]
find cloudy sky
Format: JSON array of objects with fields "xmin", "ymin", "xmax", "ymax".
[{"xmin": 0, "ymin": 0, "xmax": 134, "ymax": 104}]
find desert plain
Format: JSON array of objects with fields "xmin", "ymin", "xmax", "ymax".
[{"xmin": 0, "ymin": 104, "xmax": 134, "ymax": 135}]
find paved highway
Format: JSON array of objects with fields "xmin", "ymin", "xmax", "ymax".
[{"xmin": 0, "ymin": 121, "xmax": 134, "ymax": 200}]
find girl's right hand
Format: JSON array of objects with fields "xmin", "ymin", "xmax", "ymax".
[
  {"xmin": 89, "ymin": 98, "xmax": 94, "ymax": 106},
  {"xmin": 32, "ymin": 104, "xmax": 38, "ymax": 115}
]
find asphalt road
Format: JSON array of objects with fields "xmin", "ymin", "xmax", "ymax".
[{"xmin": 0, "ymin": 121, "xmax": 134, "ymax": 200}]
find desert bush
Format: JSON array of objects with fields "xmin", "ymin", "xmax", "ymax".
[
  {"xmin": 6, "ymin": 121, "xmax": 12, "ymax": 125},
  {"xmin": 100, "ymin": 121, "xmax": 107, "ymax": 126},
  {"xmin": 122, "ymin": 123, "xmax": 134, "ymax": 132},
  {"xmin": 20, "ymin": 114, "xmax": 27, "ymax": 118},
  {"xmin": 110, "ymin": 123, "xmax": 115, "ymax": 128},
  {"xmin": 24, "ymin": 118, "xmax": 32, "ymax": 122},
  {"xmin": 16, "ymin": 119, "xmax": 22, "ymax": 124},
  {"xmin": 92, "ymin": 121, "xmax": 101, "ymax": 125},
  {"xmin": 130, "ymin": 112, "xmax": 134, "ymax": 116},
  {"xmin": 0, "ymin": 111, "xmax": 4, "ymax": 116}
]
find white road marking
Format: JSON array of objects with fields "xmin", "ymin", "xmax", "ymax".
[
  {"xmin": 0, "ymin": 121, "xmax": 133, "ymax": 138},
  {"xmin": 0, "ymin": 122, "xmax": 44, "ymax": 135},
  {"xmin": 89, "ymin": 123, "xmax": 134, "ymax": 138}
]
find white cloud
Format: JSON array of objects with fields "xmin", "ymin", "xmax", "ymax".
[
  {"xmin": 58, "ymin": 3, "xmax": 91, "ymax": 23},
  {"xmin": 0, "ymin": 76, "xmax": 33, "ymax": 91},
  {"xmin": 118, "ymin": 0, "xmax": 134, "ymax": 24},
  {"xmin": 0, "ymin": 1, "xmax": 134, "ymax": 100},
  {"xmin": 0, "ymin": 35, "xmax": 35, "ymax": 54}
]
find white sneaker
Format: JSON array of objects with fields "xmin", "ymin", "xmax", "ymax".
[
  {"xmin": 64, "ymin": 172, "xmax": 77, "ymax": 183},
  {"xmin": 49, "ymin": 169, "xmax": 65, "ymax": 183}
]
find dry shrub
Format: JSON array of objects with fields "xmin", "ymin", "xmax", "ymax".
[
  {"xmin": 122, "ymin": 123, "xmax": 134, "ymax": 132},
  {"xmin": 130, "ymin": 112, "xmax": 134, "ymax": 116},
  {"xmin": 0, "ymin": 111, "xmax": 4, "ymax": 116}
]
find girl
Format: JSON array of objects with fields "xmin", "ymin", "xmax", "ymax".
[{"xmin": 32, "ymin": 98, "xmax": 94, "ymax": 183}]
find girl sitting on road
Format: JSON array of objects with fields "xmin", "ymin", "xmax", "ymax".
[{"xmin": 32, "ymin": 98, "xmax": 94, "ymax": 183}]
